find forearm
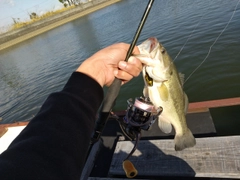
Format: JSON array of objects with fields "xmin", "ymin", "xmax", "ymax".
[{"xmin": 0, "ymin": 72, "xmax": 103, "ymax": 180}]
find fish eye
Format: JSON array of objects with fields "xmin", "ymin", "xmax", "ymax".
[{"xmin": 161, "ymin": 48, "xmax": 166, "ymax": 54}]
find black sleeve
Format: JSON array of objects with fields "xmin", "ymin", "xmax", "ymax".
[{"xmin": 0, "ymin": 72, "xmax": 104, "ymax": 180}]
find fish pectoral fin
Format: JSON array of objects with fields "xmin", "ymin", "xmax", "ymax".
[
  {"xmin": 157, "ymin": 83, "xmax": 169, "ymax": 102},
  {"xmin": 158, "ymin": 117, "xmax": 172, "ymax": 134},
  {"xmin": 143, "ymin": 86, "xmax": 149, "ymax": 97}
]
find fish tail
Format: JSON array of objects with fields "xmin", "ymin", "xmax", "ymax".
[{"xmin": 174, "ymin": 128, "xmax": 196, "ymax": 151}]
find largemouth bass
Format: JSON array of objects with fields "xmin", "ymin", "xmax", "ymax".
[{"xmin": 137, "ymin": 37, "xmax": 196, "ymax": 151}]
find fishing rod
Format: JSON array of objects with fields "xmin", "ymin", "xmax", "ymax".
[
  {"xmin": 84, "ymin": 1, "xmax": 155, "ymax": 178},
  {"xmin": 90, "ymin": 0, "xmax": 155, "ymax": 146}
]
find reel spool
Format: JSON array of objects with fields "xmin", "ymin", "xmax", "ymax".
[{"xmin": 118, "ymin": 96, "xmax": 162, "ymax": 178}]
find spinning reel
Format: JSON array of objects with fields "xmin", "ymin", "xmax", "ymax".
[{"xmin": 117, "ymin": 96, "xmax": 162, "ymax": 178}]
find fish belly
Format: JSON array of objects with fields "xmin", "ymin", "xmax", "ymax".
[
  {"xmin": 147, "ymin": 82, "xmax": 195, "ymax": 151},
  {"xmin": 148, "ymin": 85, "xmax": 184, "ymax": 133}
]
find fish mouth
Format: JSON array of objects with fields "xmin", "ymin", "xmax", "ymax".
[
  {"xmin": 139, "ymin": 37, "xmax": 170, "ymax": 82},
  {"xmin": 138, "ymin": 37, "xmax": 159, "ymax": 54},
  {"xmin": 148, "ymin": 37, "xmax": 158, "ymax": 52},
  {"xmin": 145, "ymin": 66, "xmax": 169, "ymax": 83},
  {"xmin": 144, "ymin": 67, "xmax": 153, "ymax": 86}
]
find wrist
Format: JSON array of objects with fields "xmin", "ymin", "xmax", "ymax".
[{"xmin": 76, "ymin": 61, "xmax": 105, "ymax": 87}]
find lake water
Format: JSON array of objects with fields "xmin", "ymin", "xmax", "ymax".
[{"xmin": 0, "ymin": 0, "xmax": 240, "ymax": 134}]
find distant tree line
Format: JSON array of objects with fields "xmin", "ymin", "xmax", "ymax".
[
  {"xmin": 11, "ymin": 0, "xmax": 93, "ymax": 25},
  {"xmin": 58, "ymin": 0, "xmax": 85, "ymax": 7}
]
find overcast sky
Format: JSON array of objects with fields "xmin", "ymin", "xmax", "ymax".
[{"xmin": 0, "ymin": 0, "xmax": 64, "ymax": 32}]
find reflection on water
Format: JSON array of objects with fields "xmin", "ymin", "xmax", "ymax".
[{"xmin": 0, "ymin": 0, "xmax": 240, "ymax": 134}]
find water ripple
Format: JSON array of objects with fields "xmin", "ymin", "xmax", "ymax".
[{"xmin": 0, "ymin": 0, "xmax": 240, "ymax": 123}]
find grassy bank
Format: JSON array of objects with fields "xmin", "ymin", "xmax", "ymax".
[
  {"xmin": 11, "ymin": 6, "xmax": 74, "ymax": 31},
  {"xmin": 0, "ymin": 0, "xmax": 121, "ymax": 51}
]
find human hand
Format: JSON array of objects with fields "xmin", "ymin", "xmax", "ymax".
[{"xmin": 76, "ymin": 43, "xmax": 142, "ymax": 87}]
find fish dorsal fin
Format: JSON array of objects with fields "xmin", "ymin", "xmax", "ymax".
[
  {"xmin": 158, "ymin": 117, "xmax": 172, "ymax": 134},
  {"xmin": 184, "ymin": 92, "xmax": 189, "ymax": 115},
  {"xmin": 157, "ymin": 82, "xmax": 168, "ymax": 102},
  {"xmin": 179, "ymin": 73, "xmax": 185, "ymax": 87}
]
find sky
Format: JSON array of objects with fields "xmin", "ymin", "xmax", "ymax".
[{"xmin": 0, "ymin": 0, "xmax": 65, "ymax": 32}]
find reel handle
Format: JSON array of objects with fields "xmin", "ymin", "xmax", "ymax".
[{"xmin": 123, "ymin": 160, "xmax": 138, "ymax": 178}]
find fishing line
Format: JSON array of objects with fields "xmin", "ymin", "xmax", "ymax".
[
  {"xmin": 184, "ymin": 0, "xmax": 240, "ymax": 84},
  {"xmin": 173, "ymin": 13, "xmax": 205, "ymax": 62}
]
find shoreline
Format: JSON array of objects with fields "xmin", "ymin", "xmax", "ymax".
[{"xmin": 0, "ymin": 0, "xmax": 121, "ymax": 51}]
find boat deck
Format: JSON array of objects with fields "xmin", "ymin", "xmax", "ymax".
[
  {"xmin": 85, "ymin": 111, "xmax": 220, "ymax": 179},
  {"xmin": 84, "ymin": 98, "xmax": 240, "ymax": 179},
  {"xmin": 109, "ymin": 136, "xmax": 240, "ymax": 179},
  {"xmin": 1, "ymin": 98, "xmax": 240, "ymax": 179}
]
